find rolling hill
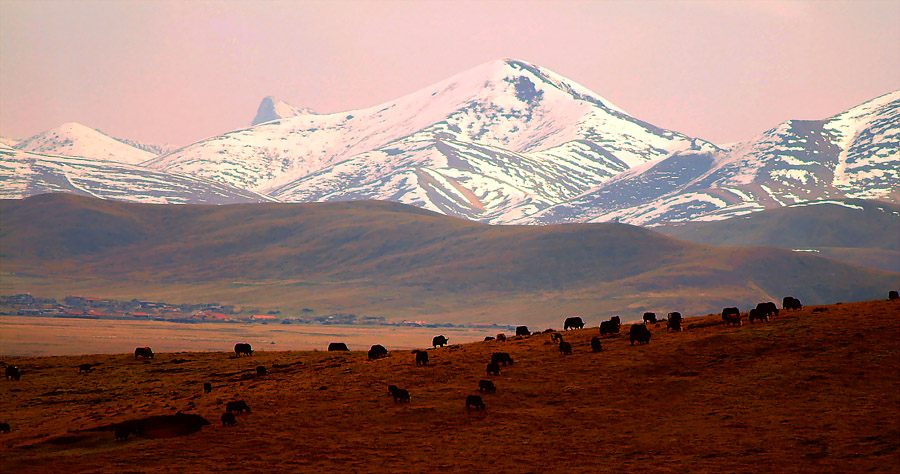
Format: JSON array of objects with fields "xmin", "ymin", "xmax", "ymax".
[
  {"xmin": 656, "ymin": 199, "xmax": 900, "ymax": 272},
  {"xmin": 1, "ymin": 299, "xmax": 898, "ymax": 473},
  {"xmin": 1, "ymin": 194, "xmax": 896, "ymax": 327}
]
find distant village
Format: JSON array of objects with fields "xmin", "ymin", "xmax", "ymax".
[{"xmin": 0, "ymin": 293, "xmax": 511, "ymax": 330}]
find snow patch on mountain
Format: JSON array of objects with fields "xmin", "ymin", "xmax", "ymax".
[{"xmin": 16, "ymin": 122, "xmax": 158, "ymax": 165}]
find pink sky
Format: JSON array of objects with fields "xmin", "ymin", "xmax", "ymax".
[{"xmin": 1, "ymin": 0, "xmax": 898, "ymax": 147}]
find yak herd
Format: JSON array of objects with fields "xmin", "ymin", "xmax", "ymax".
[{"xmin": 2, "ymin": 292, "xmax": 897, "ymax": 438}]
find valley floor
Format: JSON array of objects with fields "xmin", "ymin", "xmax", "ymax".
[{"xmin": 1, "ymin": 299, "xmax": 898, "ymax": 473}]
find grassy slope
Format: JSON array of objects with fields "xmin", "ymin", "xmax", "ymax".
[
  {"xmin": 1, "ymin": 194, "xmax": 898, "ymax": 326},
  {"xmin": 1, "ymin": 299, "xmax": 898, "ymax": 473},
  {"xmin": 656, "ymin": 199, "xmax": 900, "ymax": 272}
]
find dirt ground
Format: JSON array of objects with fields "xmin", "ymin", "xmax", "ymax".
[{"xmin": 1, "ymin": 299, "xmax": 898, "ymax": 473}]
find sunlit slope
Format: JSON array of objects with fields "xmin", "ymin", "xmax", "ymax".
[{"xmin": 1, "ymin": 299, "xmax": 898, "ymax": 473}]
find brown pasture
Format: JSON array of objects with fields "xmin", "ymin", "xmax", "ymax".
[{"xmin": 1, "ymin": 299, "xmax": 898, "ymax": 473}]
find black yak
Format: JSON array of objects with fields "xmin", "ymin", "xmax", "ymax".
[
  {"xmin": 564, "ymin": 317, "xmax": 584, "ymax": 330},
  {"xmin": 629, "ymin": 324, "xmax": 651, "ymax": 345}
]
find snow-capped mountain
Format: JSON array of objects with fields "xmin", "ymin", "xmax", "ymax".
[
  {"xmin": 147, "ymin": 59, "xmax": 706, "ymax": 221},
  {"xmin": 0, "ymin": 145, "xmax": 274, "ymax": 204},
  {"xmin": 251, "ymin": 96, "xmax": 316, "ymax": 126},
  {"xmin": 520, "ymin": 91, "xmax": 900, "ymax": 226},
  {"xmin": 15, "ymin": 122, "xmax": 158, "ymax": 165},
  {"xmin": 2, "ymin": 60, "xmax": 896, "ymax": 225}
]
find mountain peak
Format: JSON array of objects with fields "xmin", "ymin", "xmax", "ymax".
[
  {"xmin": 15, "ymin": 122, "xmax": 156, "ymax": 165},
  {"xmin": 252, "ymin": 96, "xmax": 314, "ymax": 125}
]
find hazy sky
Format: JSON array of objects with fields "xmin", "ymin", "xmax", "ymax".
[{"xmin": 1, "ymin": 0, "xmax": 898, "ymax": 147}]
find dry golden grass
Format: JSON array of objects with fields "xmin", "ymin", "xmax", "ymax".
[{"xmin": 1, "ymin": 299, "xmax": 898, "ymax": 473}]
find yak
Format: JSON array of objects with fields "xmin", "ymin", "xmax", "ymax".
[
  {"xmin": 221, "ymin": 412, "xmax": 237, "ymax": 427},
  {"xmin": 629, "ymin": 324, "xmax": 651, "ymax": 345},
  {"xmin": 389, "ymin": 387, "xmax": 410, "ymax": 403},
  {"xmin": 432, "ymin": 335, "xmax": 449, "ymax": 348},
  {"xmin": 722, "ymin": 307, "xmax": 742, "ymax": 326},
  {"xmin": 515, "ymin": 326, "xmax": 530, "ymax": 337},
  {"xmin": 491, "ymin": 352, "xmax": 514, "ymax": 366},
  {"xmin": 558, "ymin": 341, "xmax": 572, "ymax": 355},
  {"xmin": 478, "ymin": 380, "xmax": 496, "ymax": 394},
  {"xmin": 643, "ymin": 312, "xmax": 658, "ymax": 324},
  {"xmin": 327, "ymin": 342, "xmax": 349, "ymax": 351},
  {"xmin": 134, "ymin": 347, "xmax": 154, "ymax": 359},
  {"xmin": 5, "ymin": 366, "xmax": 20, "ymax": 381},
  {"xmin": 564, "ymin": 317, "xmax": 585, "ymax": 330},
  {"xmin": 484, "ymin": 336, "xmax": 495, "ymax": 341},
  {"xmin": 598, "ymin": 320, "xmax": 620, "ymax": 335},
  {"xmin": 415, "ymin": 350, "xmax": 429, "ymax": 366},
  {"xmin": 234, "ymin": 343, "xmax": 253, "ymax": 357},
  {"xmin": 667, "ymin": 312, "xmax": 683, "ymax": 332},
  {"xmin": 783, "ymin": 296, "xmax": 802, "ymax": 311},
  {"xmin": 549, "ymin": 332, "xmax": 563, "ymax": 343},
  {"xmin": 0, "ymin": 422, "xmax": 9, "ymax": 433},
  {"xmin": 486, "ymin": 362, "xmax": 501, "ymax": 376},
  {"xmin": 466, "ymin": 395, "xmax": 486, "ymax": 410},
  {"xmin": 749, "ymin": 308, "xmax": 767, "ymax": 323},
  {"xmin": 368, "ymin": 344, "xmax": 388, "ymax": 360},
  {"xmin": 890, "ymin": 290, "xmax": 899, "ymax": 300},
  {"xmin": 204, "ymin": 382, "xmax": 212, "ymax": 394},
  {"xmin": 226, "ymin": 400, "xmax": 251, "ymax": 414},
  {"xmin": 590, "ymin": 337, "xmax": 603, "ymax": 353}
]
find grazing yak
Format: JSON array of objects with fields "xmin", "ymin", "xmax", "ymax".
[
  {"xmin": 629, "ymin": 324, "xmax": 651, "ymax": 345},
  {"xmin": 327, "ymin": 342, "xmax": 349, "ymax": 351},
  {"xmin": 484, "ymin": 336, "xmax": 495, "ymax": 341},
  {"xmin": 234, "ymin": 343, "xmax": 253, "ymax": 357},
  {"xmin": 783, "ymin": 296, "xmax": 802, "ymax": 311},
  {"xmin": 414, "ymin": 350, "xmax": 429, "ymax": 366},
  {"xmin": 564, "ymin": 317, "xmax": 585, "ymax": 330},
  {"xmin": 486, "ymin": 362, "xmax": 501, "ymax": 376},
  {"xmin": 77, "ymin": 363, "xmax": 99, "ymax": 373},
  {"xmin": 590, "ymin": 337, "xmax": 603, "ymax": 353},
  {"xmin": 388, "ymin": 386, "xmax": 410, "ymax": 403},
  {"xmin": 478, "ymin": 380, "xmax": 496, "ymax": 394},
  {"xmin": 368, "ymin": 344, "xmax": 388, "ymax": 360},
  {"xmin": 515, "ymin": 326, "xmax": 530, "ymax": 337},
  {"xmin": 667, "ymin": 312, "xmax": 683, "ymax": 332},
  {"xmin": 598, "ymin": 320, "xmax": 620, "ymax": 335},
  {"xmin": 558, "ymin": 341, "xmax": 573, "ymax": 355},
  {"xmin": 890, "ymin": 290, "xmax": 899, "ymax": 300},
  {"xmin": 221, "ymin": 412, "xmax": 236, "ymax": 427},
  {"xmin": 549, "ymin": 332, "xmax": 563, "ymax": 344},
  {"xmin": 204, "ymin": 382, "xmax": 212, "ymax": 394},
  {"xmin": 256, "ymin": 366, "xmax": 267, "ymax": 376},
  {"xmin": 432, "ymin": 335, "xmax": 449, "ymax": 348},
  {"xmin": 466, "ymin": 395, "xmax": 486, "ymax": 410},
  {"xmin": 134, "ymin": 347, "xmax": 154, "ymax": 359},
  {"xmin": 643, "ymin": 312, "xmax": 658, "ymax": 324},
  {"xmin": 757, "ymin": 302, "xmax": 779, "ymax": 319},
  {"xmin": 491, "ymin": 352, "xmax": 514, "ymax": 366},
  {"xmin": 495, "ymin": 334, "xmax": 507, "ymax": 342},
  {"xmin": 722, "ymin": 307, "xmax": 742, "ymax": 326},
  {"xmin": 226, "ymin": 400, "xmax": 251, "ymax": 414},
  {"xmin": 0, "ymin": 422, "xmax": 9, "ymax": 433},
  {"xmin": 5, "ymin": 366, "xmax": 20, "ymax": 381}
]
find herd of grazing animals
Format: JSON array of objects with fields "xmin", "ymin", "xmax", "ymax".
[{"xmin": 2, "ymin": 292, "xmax": 897, "ymax": 438}]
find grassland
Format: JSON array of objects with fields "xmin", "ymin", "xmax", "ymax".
[
  {"xmin": 1, "ymin": 299, "xmax": 897, "ymax": 473},
  {"xmin": 2, "ymin": 194, "xmax": 897, "ymax": 327}
]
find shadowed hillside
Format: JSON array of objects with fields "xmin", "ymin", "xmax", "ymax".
[
  {"xmin": 1, "ymin": 299, "xmax": 898, "ymax": 473},
  {"xmin": 657, "ymin": 199, "xmax": 900, "ymax": 272},
  {"xmin": 1, "ymin": 194, "xmax": 897, "ymax": 326}
]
